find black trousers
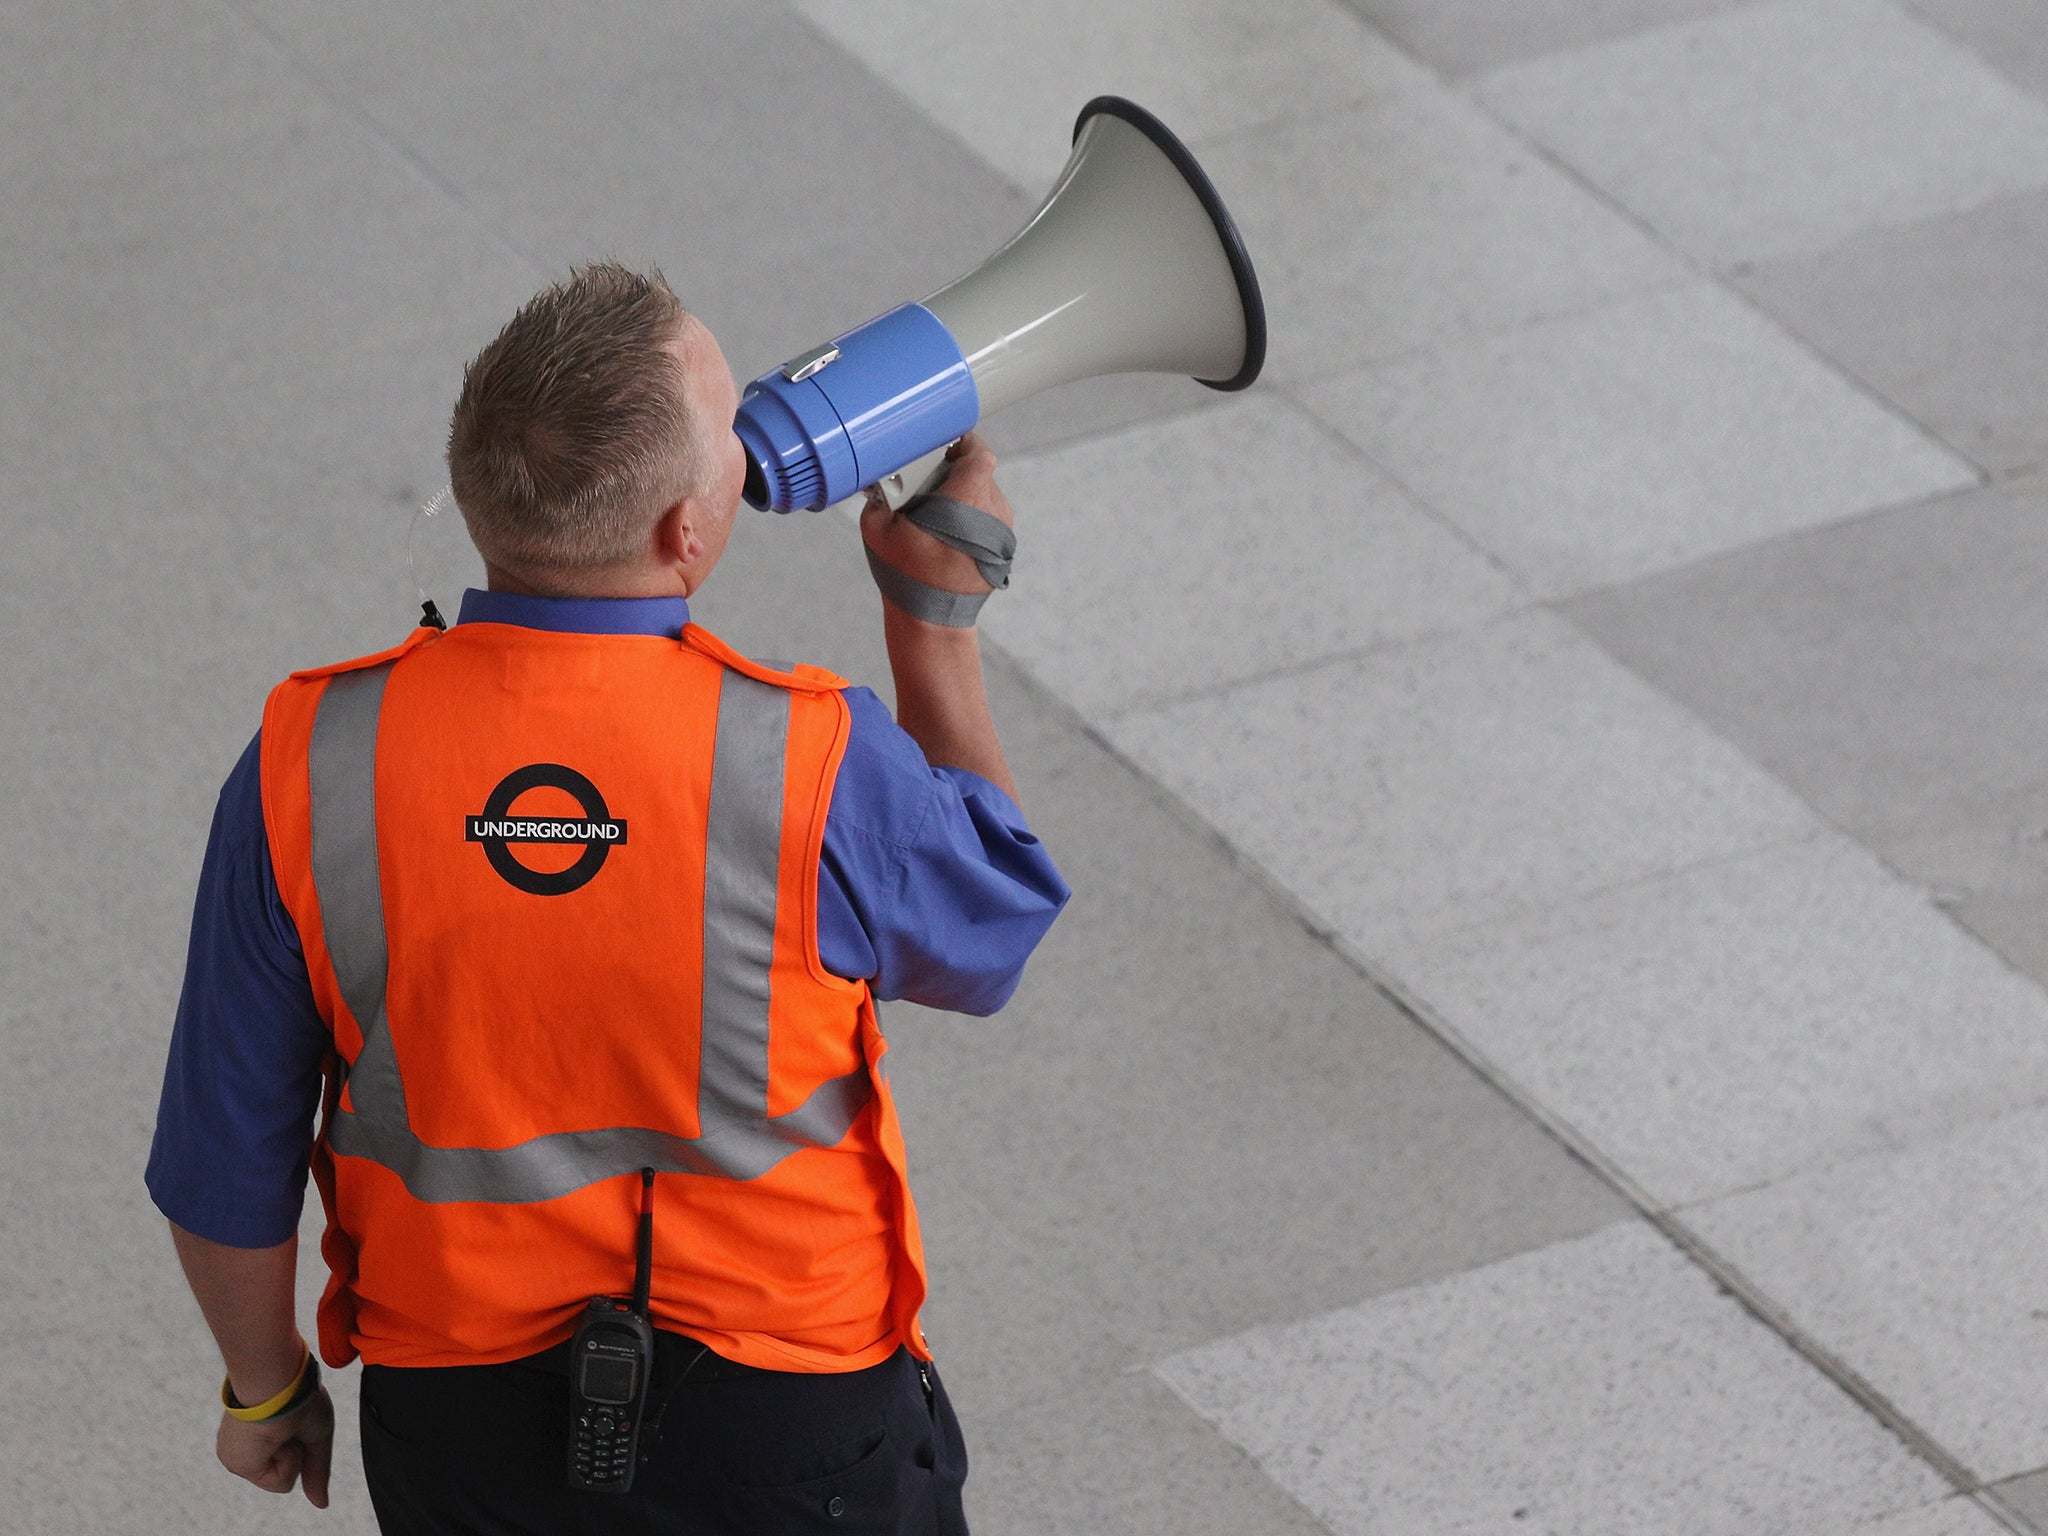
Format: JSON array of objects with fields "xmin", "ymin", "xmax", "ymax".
[{"xmin": 360, "ymin": 1336, "xmax": 969, "ymax": 1535}]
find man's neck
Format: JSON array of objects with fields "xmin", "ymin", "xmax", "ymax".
[{"xmin": 483, "ymin": 561, "xmax": 690, "ymax": 601}]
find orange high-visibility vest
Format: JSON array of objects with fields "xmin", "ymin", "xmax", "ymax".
[{"xmin": 260, "ymin": 619, "xmax": 930, "ymax": 1372}]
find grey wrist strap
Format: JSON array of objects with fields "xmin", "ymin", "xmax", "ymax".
[{"xmin": 865, "ymin": 494, "xmax": 1016, "ymax": 628}]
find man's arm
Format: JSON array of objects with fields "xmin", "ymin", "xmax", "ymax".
[
  {"xmin": 149, "ymin": 736, "xmax": 337, "ymax": 1507},
  {"xmin": 169, "ymin": 1224, "xmax": 334, "ymax": 1508},
  {"xmin": 879, "ymin": 613, "xmax": 1016, "ymax": 803},
  {"xmin": 859, "ymin": 433, "xmax": 1019, "ymax": 803}
]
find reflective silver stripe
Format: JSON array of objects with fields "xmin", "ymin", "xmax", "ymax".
[
  {"xmin": 309, "ymin": 665, "xmax": 410, "ymax": 1144},
  {"xmin": 331, "ymin": 1068, "xmax": 875, "ymax": 1203},
  {"xmin": 307, "ymin": 659, "xmax": 871, "ymax": 1204},
  {"xmin": 697, "ymin": 671, "xmax": 787, "ymax": 1131},
  {"xmin": 309, "ymin": 667, "xmax": 395, "ymax": 1052}
]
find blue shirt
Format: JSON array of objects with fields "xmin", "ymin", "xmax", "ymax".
[{"xmin": 147, "ymin": 590, "xmax": 1068, "ymax": 1247}]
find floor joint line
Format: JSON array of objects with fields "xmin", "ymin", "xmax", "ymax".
[{"xmin": 1357, "ymin": 956, "xmax": 2036, "ymax": 1534}]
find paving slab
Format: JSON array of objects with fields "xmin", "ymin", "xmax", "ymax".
[
  {"xmin": 1298, "ymin": 281, "xmax": 1976, "ymax": 599},
  {"xmin": 1333, "ymin": 0, "xmax": 1744, "ymax": 76},
  {"xmin": 791, "ymin": 0, "xmax": 1422, "ymax": 191},
  {"xmin": 898, "ymin": 1162, "xmax": 1136, "ymax": 1419},
  {"xmin": 232, "ymin": 0, "xmax": 721, "ymax": 95},
  {"xmin": 1188, "ymin": 88, "xmax": 1687, "ymax": 384},
  {"xmin": 1390, "ymin": 829, "xmax": 2048, "ymax": 1207},
  {"xmin": 1991, "ymin": 1468, "xmax": 2048, "ymax": 1533},
  {"xmin": 1855, "ymin": 1499, "xmax": 2022, "ymax": 1536},
  {"xmin": 980, "ymin": 394, "xmax": 1524, "ymax": 717},
  {"xmin": 0, "ymin": 92, "xmax": 535, "ymax": 424},
  {"xmin": 1567, "ymin": 471, "xmax": 2048, "ymax": 1006},
  {"xmin": 965, "ymin": 1368, "xmax": 1333, "ymax": 1536},
  {"xmin": 1947, "ymin": 887, "xmax": 2048, "ymax": 1001},
  {"xmin": 1475, "ymin": 0, "xmax": 2048, "ymax": 264},
  {"xmin": 1106, "ymin": 608, "xmax": 1817, "ymax": 957},
  {"xmin": 1157, "ymin": 1220, "xmax": 1947, "ymax": 1536},
  {"xmin": 0, "ymin": 390, "xmax": 301, "ymax": 982},
  {"xmin": 1856, "ymin": 777, "xmax": 2048, "ymax": 996},
  {"xmin": 1563, "ymin": 475, "xmax": 2048, "ymax": 845},
  {"xmin": 1692, "ymin": 1100, "xmax": 2048, "ymax": 1483},
  {"xmin": 238, "ymin": 0, "xmax": 1032, "ymax": 382},
  {"xmin": 0, "ymin": 386, "xmax": 192, "ymax": 553},
  {"xmin": 0, "ymin": 0, "xmax": 311, "ymax": 195},
  {"xmin": 1905, "ymin": 0, "xmax": 2048, "ymax": 102},
  {"xmin": 1732, "ymin": 186, "xmax": 2048, "ymax": 477}
]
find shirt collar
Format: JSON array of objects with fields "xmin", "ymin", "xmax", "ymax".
[{"xmin": 455, "ymin": 588, "xmax": 691, "ymax": 639}]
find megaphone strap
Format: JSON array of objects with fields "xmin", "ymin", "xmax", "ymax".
[
  {"xmin": 865, "ymin": 548, "xmax": 989, "ymax": 628},
  {"xmin": 863, "ymin": 495, "xmax": 1017, "ymax": 629},
  {"xmin": 900, "ymin": 495, "xmax": 1016, "ymax": 590}
]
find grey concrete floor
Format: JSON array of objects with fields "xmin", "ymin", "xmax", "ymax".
[{"xmin": 10, "ymin": 1, "xmax": 2048, "ymax": 1533}]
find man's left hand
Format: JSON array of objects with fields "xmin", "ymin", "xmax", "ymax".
[{"xmin": 216, "ymin": 1386, "xmax": 335, "ymax": 1508}]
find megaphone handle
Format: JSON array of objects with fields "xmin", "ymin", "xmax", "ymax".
[{"xmin": 870, "ymin": 443, "xmax": 957, "ymax": 512}]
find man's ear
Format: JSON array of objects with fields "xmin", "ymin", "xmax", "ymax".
[{"xmin": 653, "ymin": 498, "xmax": 704, "ymax": 571}]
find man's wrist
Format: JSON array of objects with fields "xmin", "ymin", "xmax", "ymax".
[
  {"xmin": 223, "ymin": 1337, "xmax": 314, "ymax": 1416},
  {"xmin": 883, "ymin": 601, "xmax": 984, "ymax": 646},
  {"xmin": 224, "ymin": 1342, "xmax": 318, "ymax": 1422}
]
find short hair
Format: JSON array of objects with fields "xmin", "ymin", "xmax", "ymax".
[{"xmin": 447, "ymin": 261, "xmax": 704, "ymax": 575}]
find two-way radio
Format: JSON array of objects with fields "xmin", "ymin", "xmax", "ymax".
[{"xmin": 566, "ymin": 1168, "xmax": 658, "ymax": 1493}]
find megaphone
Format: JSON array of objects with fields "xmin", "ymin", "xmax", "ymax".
[{"xmin": 736, "ymin": 95, "xmax": 1266, "ymax": 513}]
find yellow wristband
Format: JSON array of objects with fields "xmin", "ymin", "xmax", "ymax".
[{"xmin": 222, "ymin": 1344, "xmax": 314, "ymax": 1422}]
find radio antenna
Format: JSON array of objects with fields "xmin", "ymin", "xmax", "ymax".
[{"xmin": 631, "ymin": 1168, "xmax": 655, "ymax": 1320}]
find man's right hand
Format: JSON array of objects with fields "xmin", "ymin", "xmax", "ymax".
[
  {"xmin": 859, "ymin": 433, "xmax": 1015, "ymax": 606},
  {"xmin": 216, "ymin": 1386, "xmax": 335, "ymax": 1509}
]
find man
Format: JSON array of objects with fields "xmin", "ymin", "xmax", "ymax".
[{"xmin": 147, "ymin": 261, "xmax": 1067, "ymax": 1534}]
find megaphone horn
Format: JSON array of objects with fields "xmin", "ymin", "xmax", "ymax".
[{"xmin": 737, "ymin": 96, "xmax": 1267, "ymax": 513}]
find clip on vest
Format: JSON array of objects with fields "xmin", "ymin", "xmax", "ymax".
[{"xmin": 566, "ymin": 1169, "xmax": 658, "ymax": 1493}]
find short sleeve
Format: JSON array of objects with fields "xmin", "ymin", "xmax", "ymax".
[
  {"xmin": 144, "ymin": 732, "xmax": 329, "ymax": 1248},
  {"xmin": 817, "ymin": 689, "xmax": 1069, "ymax": 1015}
]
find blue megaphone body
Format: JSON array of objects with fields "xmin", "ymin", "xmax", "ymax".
[
  {"xmin": 734, "ymin": 97, "xmax": 1266, "ymax": 513},
  {"xmin": 736, "ymin": 302, "xmax": 981, "ymax": 512}
]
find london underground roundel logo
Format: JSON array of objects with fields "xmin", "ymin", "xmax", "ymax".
[{"xmin": 464, "ymin": 764, "xmax": 628, "ymax": 896}]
